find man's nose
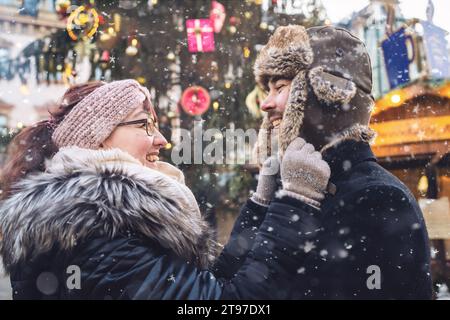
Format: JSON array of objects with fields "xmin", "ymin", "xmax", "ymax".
[{"xmin": 261, "ymin": 96, "xmax": 275, "ymax": 112}]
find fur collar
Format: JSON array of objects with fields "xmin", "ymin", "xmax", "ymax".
[{"xmin": 0, "ymin": 147, "xmax": 220, "ymax": 273}]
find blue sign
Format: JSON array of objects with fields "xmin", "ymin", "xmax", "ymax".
[
  {"xmin": 422, "ymin": 21, "xmax": 450, "ymax": 79},
  {"xmin": 19, "ymin": 0, "xmax": 40, "ymax": 17},
  {"xmin": 382, "ymin": 28, "xmax": 415, "ymax": 89}
]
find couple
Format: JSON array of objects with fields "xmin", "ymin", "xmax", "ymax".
[{"xmin": 0, "ymin": 26, "xmax": 432, "ymax": 299}]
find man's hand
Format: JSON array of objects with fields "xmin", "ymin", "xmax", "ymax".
[{"xmin": 279, "ymin": 137, "xmax": 331, "ymax": 208}]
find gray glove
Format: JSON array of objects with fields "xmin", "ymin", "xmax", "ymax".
[
  {"xmin": 251, "ymin": 155, "xmax": 279, "ymax": 207},
  {"xmin": 278, "ymin": 137, "xmax": 331, "ymax": 209}
]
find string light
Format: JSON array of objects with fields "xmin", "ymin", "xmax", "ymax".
[{"xmin": 243, "ymin": 47, "xmax": 251, "ymax": 58}]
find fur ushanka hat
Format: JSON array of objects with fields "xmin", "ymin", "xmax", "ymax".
[{"xmin": 254, "ymin": 25, "xmax": 377, "ymax": 161}]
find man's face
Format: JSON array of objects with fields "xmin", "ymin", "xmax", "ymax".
[{"xmin": 260, "ymin": 78, "xmax": 292, "ymax": 129}]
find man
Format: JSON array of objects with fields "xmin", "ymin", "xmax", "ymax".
[{"xmin": 216, "ymin": 25, "xmax": 432, "ymax": 299}]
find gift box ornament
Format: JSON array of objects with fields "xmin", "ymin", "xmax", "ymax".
[{"xmin": 186, "ymin": 19, "xmax": 215, "ymax": 53}]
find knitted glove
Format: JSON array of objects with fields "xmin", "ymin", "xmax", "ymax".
[
  {"xmin": 251, "ymin": 155, "xmax": 279, "ymax": 207},
  {"xmin": 278, "ymin": 137, "xmax": 331, "ymax": 209}
]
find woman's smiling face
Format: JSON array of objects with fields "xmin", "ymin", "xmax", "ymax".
[{"xmin": 101, "ymin": 101, "xmax": 168, "ymax": 169}]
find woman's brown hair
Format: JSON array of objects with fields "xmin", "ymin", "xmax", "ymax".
[{"xmin": 0, "ymin": 81, "xmax": 105, "ymax": 199}]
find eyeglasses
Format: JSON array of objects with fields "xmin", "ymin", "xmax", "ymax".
[{"xmin": 117, "ymin": 118, "xmax": 158, "ymax": 137}]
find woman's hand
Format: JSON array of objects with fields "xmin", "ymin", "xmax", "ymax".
[{"xmin": 251, "ymin": 155, "xmax": 280, "ymax": 207}]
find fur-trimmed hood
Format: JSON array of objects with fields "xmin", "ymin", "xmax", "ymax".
[
  {"xmin": 0, "ymin": 147, "xmax": 220, "ymax": 273},
  {"xmin": 253, "ymin": 25, "xmax": 376, "ymax": 162}
]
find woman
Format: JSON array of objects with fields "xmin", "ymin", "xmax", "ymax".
[{"xmin": 0, "ymin": 79, "xmax": 330, "ymax": 299}]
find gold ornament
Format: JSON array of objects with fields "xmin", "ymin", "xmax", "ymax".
[{"xmin": 66, "ymin": 5, "xmax": 99, "ymax": 41}]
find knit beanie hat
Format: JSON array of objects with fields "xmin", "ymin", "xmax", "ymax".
[
  {"xmin": 254, "ymin": 25, "xmax": 376, "ymax": 160},
  {"xmin": 52, "ymin": 79, "xmax": 152, "ymax": 149}
]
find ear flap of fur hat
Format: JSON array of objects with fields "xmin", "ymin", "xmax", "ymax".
[
  {"xmin": 308, "ymin": 66, "xmax": 357, "ymax": 105},
  {"xmin": 278, "ymin": 70, "xmax": 309, "ymax": 159}
]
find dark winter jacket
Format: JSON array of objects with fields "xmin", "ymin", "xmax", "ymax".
[
  {"xmin": 220, "ymin": 138, "xmax": 433, "ymax": 299},
  {"xmin": 0, "ymin": 146, "xmax": 319, "ymax": 300}
]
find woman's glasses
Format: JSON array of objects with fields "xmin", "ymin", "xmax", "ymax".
[{"xmin": 117, "ymin": 117, "xmax": 158, "ymax": 137}]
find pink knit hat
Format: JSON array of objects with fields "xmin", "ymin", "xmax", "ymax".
[{"xmin": 52, "ymin": 79, "xmax": 152, "ymax": 149}]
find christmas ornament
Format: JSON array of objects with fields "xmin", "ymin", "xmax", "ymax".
[
  {"xmin": 55, "ymin": 0, "xmax": 71, "ymax": 19},
  {"xmin": 100, "ymin": 50, "xmax": 110, "ymax": 64},
  {"xmin": 186, "ymin": 19, "xmax": 215, "ymax": 53},
  {"xmin": 66, "ymin": 5, "xmax": 100, "ymax": 41},
  {"xmin": 210, "ymin": 1, "xmax": 226, "ymax": 33},
  {"xmin": 126, "ymin": 38, "xmax": 139, "ymax": 56},
  {"xmin": 181, "ymin": 86, "xmax": 211, "ymax": 116}
]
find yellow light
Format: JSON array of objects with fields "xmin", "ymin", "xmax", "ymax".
[
  {"xmin": 108, "ymin": 27, "xmax": 115, "ymax": 35},
  {"xmin": 244, "ymin": 11, "xmax": 252, "ymax": 19},
  {"xmin": 100, "ymin": 33, "xmax": 111, "ymax": 41},
  {"xmin": 229, "ymin": 26, "xmax": 237, "ymax": 34},
  {"xmin": 17, "ymin": 122, "xmax": 24, "ymax": 129},
  {"xmin": 126, "ymin": 45, "xmax": 138, "ymax": 56},
  {"xmin": 113, "ymin": 13, "xmax": 121, "ymax": 32},
  {"xmin": 213, "ymin": 101, "xmax": 219, "ymax": 110},
  {"xmin": 260, "ymin": 22, "xmax": 268, "ymax": 30},
  {"xmin": 225, "ymin": 82, "xmax": 231, "ymax": 89},
  {"xmin": 77, "ymin": 13, "xmax": 89, "ymax": 25},
  {"xmin": 418, "ymin": 175, "xmax": 428, "ymax": 195},
  {"xmin": 165, "ymin": 142, "xmax": 172, "ymax": 150},
  {"xmin": 19, "ymin": 84, "xmax": 30, "ymax": 95},
  {"xmin": 167, "ymin": 52, "xmax": 175, "ymax": 61},
  {"xmin": 131, "ymin": 38, "xmax": 138, "ymax": 47},
  {"xmin": 152, "ymin": 0, "xmax": 158, "ymax": 5},
  {"xmin": 243, "ymin": 47, "xmax": 251, "ymax": 58},
  {"xmin": 167, "ymin": 111, "xmax": 175, "ymax": 118},
  {"xmin": 136, "ymin": 76, "xmax": 146, "ymax": 84},
  {"xmin": 391, "ymin": 94, "xmax": 401, "ymax": 104}
]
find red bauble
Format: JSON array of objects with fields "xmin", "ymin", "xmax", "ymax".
[
  {"xmin": 98, "ymin": 14, "xmax": 105, "ymax": 25},
  {"xmin": 229, "ymin": 16, "xmax": 238, "ymax": 26},
  {"xmin": 181, "ymin": 86, "xmax": 211, "ymax": 116}
]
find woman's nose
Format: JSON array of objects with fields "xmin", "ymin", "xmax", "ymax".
[{"xmin": 153, "ymin": 130, "xmax": 168, "ymax": 149}]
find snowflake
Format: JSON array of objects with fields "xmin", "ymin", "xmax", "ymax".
[
  {"xmin": 353, "ymin": 44, "xmax": 367, "ymax": 57},
  {"xmin": 417, "ymin": 130, "xmax": 426, "ymax": 141},
  {"xmin": 167, "ymin": 274, "xmax": 176, "ymax": 283},
  {"xmin": 303, "ymin": 241, "xmax": 316, "ymax": 253}
]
